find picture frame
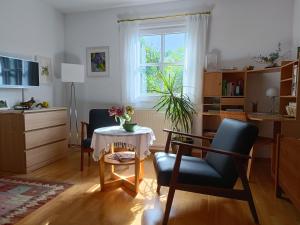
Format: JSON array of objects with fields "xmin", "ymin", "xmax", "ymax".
[
  {"xmin": 86, "ymin": 46, "xmax": 109, "ymax": 77},
  {"xmin": 297, "ymin": 47, "xmax": 300, "ymax": 59},
  {"xmin": 35, "ymin": 55, "xmax": 53, "ymax": 84},
  {"xmin": 0, "ymin": 100, "xmax": 9, "ymax": 110}
]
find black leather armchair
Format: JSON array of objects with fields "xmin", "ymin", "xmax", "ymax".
[
  {"xmin": 153, "ymin": 118, "xmax": 259, "ymax": 225},
  {"xmin": 80, "ymin": 109, "xmax": 119, "ymax": 171}
]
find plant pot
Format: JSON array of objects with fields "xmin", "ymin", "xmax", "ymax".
[{"xmin": 123, "ymin": 123, "xmax": 138, "ymax": 132}]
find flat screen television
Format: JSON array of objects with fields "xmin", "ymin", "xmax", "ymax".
[{"xmin": 0, "ymin": 55, "xmax": 39, "ymax": 88}]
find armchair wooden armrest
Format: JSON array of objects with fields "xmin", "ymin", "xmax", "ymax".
[
  {"xmin": 171, "ymin": 140, "xmax": 251, "ymax": 161},
  {"xmin": 163, "ymin": 129, "xmax": 213, "ymax": 153},
  {"xmin": 81, "ymin": 121, "xmax": 89, "ymax": 142},
  {"xmin": 163, "ymin": 129, "xmax": 213, "ymax": 140}
]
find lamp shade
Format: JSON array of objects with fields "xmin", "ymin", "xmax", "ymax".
[
  {"xmin": 266, "ymin": 87, "xmax": 278, "ymax": 97},
  {"xmin": 61, "ymin": 63, "xmax": 85, "ymax": 83}
]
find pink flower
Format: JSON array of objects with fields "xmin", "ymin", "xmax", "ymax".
[
  {"xmin": 108, "ymin": 106, "xmax": 124, "ymax": 117},
  {"xmin": 108, "ymin": 106, "xmax": 117, "ymax": 116},
  {"xmin": 116, "ymin": 107, "xmax": 124, "ymax": 116}
]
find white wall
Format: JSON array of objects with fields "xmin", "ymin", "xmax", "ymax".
[
  {"xmin": 64, "ymin": 0, "xmax": 294, "ymax": 122},
  {"xmin": 210, "ymin": 0, "xmax": 293, "ymax": 68},
  {"xmin": 293, "ymin": 0, "xmax": 300, "ymax": 57},
  {"xmin": 0, "ymin": 0, "xmax": 65, "ymax": 107}
]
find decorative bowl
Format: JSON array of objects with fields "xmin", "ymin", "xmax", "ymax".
[{"xmin": 123, "ymin": 123, "xmax": 138, "ymax": 132}]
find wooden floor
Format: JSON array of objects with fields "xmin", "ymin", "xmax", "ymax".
[{"xmin": 2, "ymin": 150, "xmax": 300, "ymax": 225}]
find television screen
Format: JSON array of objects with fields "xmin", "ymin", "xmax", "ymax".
[{"xmin": 0, "ymin": 56, "xmax": 39, "ymax": 87}]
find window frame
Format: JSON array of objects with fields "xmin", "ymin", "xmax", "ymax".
[{"xmin": 138, "ymin": 25, "xmax": 186, "ymax": 101}]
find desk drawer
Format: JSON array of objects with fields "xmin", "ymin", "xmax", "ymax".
[
  {"xmin": 25, "ymin": 125, "xmax": 67, "ymax": 149},
  {"xmin": 26, "ymin": 140, "xmax": 67, "ymax": 172},
  {"xmin": 221, "ymin": 98, "xmax": 245, "ymax": 106},
  {"xmin": 24, "ymin": 110, "xmax": 67, "ymax": 131}
]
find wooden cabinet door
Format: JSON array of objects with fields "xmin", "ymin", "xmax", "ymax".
[{"xmin": 203, "ymin": 72, "xmax": 222, "ymax": 96}]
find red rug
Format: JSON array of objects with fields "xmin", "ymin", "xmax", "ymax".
[{"xmin": 0, "ymin": 177, "xmax": 72, "ymax": 225}]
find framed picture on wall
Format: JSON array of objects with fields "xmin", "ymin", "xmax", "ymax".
[
  {"xmin": 86, "ymin": 46, "xmax": 109, "ymax": 77},
  {"xmin": 297, "ymin": 47, "xmax": 300, "ymax": 59},
  {"xmin": 35, "ymin": 55, "xmax": 53, "ymax": 84}
]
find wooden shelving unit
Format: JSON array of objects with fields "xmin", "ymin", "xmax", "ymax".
[
  {"xmin": 202, "ymin": 61, "xmax": 300, "ymax": 138},
  {"xmin": 279, "ymin": 61, "xmax": 299, "ymax": 119},
  {"xmin": 203, "ymin": 71, "xmax": 246, "ymax": 136}
]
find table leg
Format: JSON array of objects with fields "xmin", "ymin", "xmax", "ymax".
[
  {"xmin": 135, "ymin": 157, "xmax": 141, "ymax": 193},
  {"xmin": 140, "ymin": 160, "xmax": 144, "ymax": 180},
  {"xmin": 271, "ymin": 121, "xmax": 281, "ymax": 177},
  {"xmin": 110, "ymin": 144, "xmax": 115, "ymax": 174},
  {"xmin": 99, "ymin": 155, "xmax": 105, "ymax": 190}
]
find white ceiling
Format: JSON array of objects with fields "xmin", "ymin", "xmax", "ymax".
[{"xmin": 41, "ymin": 0, "xmax": 185, "ymax": 13}]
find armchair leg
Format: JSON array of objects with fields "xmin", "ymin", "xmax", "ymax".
[
  {"xmin": 239, "ymin": 163, "xmax": 259, "ymax": 224},
  {"xmin": 156, "ymin": 184, "xmax": 161, "ymax": 194},
  {"xmin": 81, "ymin": 148, "xmax": 84, "ymax": 171},
  {"xmin": 247, "ymin": 192, "xmax": 259, "ymax": 224},
  {"xmin": 162, "ymin": 186, "xmax": 176, "ymax": 225},
  {"xmin": 88, "ymin": 152, "xmax": 91, "ymax": 166}
]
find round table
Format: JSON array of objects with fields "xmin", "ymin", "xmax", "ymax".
[{"xmin": 91, "ymin": 126, "xmax": 156, "ymax": 193}]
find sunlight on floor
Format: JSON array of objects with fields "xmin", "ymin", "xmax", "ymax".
[{"xmin": 86, "ymin": 184, "xmax": 100, "ymax": 193}]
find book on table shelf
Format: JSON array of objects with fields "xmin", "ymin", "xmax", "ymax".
[{"xmin": 108, "ymin": 152, "xmax": 135, "ymax": 162}]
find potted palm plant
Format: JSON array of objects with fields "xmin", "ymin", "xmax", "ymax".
[{"xmin": 151, "ymin": 71, "xmax": 196, "ymax": 154}]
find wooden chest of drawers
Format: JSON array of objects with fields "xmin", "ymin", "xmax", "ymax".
[{"xmin": 0, "ymin": 107, "xmax": 68, "ymax": 173}]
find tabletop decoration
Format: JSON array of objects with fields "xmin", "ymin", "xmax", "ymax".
[
  {"xmin": 108, "ymin": 105, "xmax": 138, "ymax": 132},
  {"xmin": 91, "ymin": 126, "xmax": 156, "ymax": 161}
]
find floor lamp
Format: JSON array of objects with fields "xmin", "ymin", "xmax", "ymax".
[{"xmin": 61, "ymin": 63, "xmax": 85, "ymax": 147}]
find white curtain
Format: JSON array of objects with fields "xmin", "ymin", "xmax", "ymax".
[
  {"xmin": 120, "ymin": 21, "xmax": 140, "ymax": 105},
  {"xmin": 184, "ymin": 14, "xmax": 209, "ymax": 135},
  {"xmin": 184, "ymin": 14, "xmax": 209, "ymax": 105}
]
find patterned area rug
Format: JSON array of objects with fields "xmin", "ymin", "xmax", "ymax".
[{"xmin": 0, "ymin": 177, "xmax": 72, "ymax": 225}]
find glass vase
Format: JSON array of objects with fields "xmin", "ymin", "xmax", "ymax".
[{"xmin": 118, "ymin": 117, "xmax": 125, "ymax": 127}]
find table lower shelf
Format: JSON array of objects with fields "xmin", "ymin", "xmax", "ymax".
[{"xmin": 99, "ymin": 154, "xmax": 144, "ymax": 194}]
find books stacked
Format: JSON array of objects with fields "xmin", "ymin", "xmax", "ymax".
[
  {"xmin": 222, "ymin": 80, "xmax": 243, "ymax": 96},
  {"xmin": 292, "ymin": 65, "xmax": 298, "ymax": 96}
]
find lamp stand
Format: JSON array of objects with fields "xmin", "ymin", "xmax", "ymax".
[
  {"xmin": 271, "ymin": 96, "xmax": 276, "ymax": 114},
  {"xmin": 68, "ymin": 82, "xmax": 79, "ymax": 147}
]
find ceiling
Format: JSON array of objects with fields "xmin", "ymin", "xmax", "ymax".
[{"xmin": 41, "ymin": 0, "xmax": 185, "ymax": 13}]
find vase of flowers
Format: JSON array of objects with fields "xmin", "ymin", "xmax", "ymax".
[{"xmin": 108, "ymin": 106, "xmax": 137, "ymax": 132}]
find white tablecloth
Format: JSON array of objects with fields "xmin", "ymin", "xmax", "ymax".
[{"xmin": 91, "ymin": 126, "xmax": 156, "ymax": 161}]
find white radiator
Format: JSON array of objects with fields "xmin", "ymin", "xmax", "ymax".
[{"xmin": 132, "ymin": 110, "xmax": 171, "ymax": 149}]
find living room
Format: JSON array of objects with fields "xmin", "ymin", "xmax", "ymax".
[{"xmin": 0, "ymin": 0, "xmax": 300, "ymax": 224}]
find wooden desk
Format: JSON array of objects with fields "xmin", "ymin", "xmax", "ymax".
[{"xmin": 247, "ymin": 113, "xmax": 294, "ymax": 176}]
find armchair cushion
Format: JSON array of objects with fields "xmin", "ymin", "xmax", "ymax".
[
  {"xmin": 153, "ymin": 152, "xmax": 230, "ymax": 188},
  {"xmin": 205, "ymin": 119, "xmax": 258, "ymax": 188},
  {"xmin": 81, "ymin": 138, "xmax": 92, "ymax": 149}
]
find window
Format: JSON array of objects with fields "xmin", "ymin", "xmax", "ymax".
[{"xmin": 139, "ymin": 30, "xmax": 186, "ymax": 97}]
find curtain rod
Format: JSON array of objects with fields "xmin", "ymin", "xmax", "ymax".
[{"xmin": 117, "ymin": 11, "xmax": 211, "ymax": 23}]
